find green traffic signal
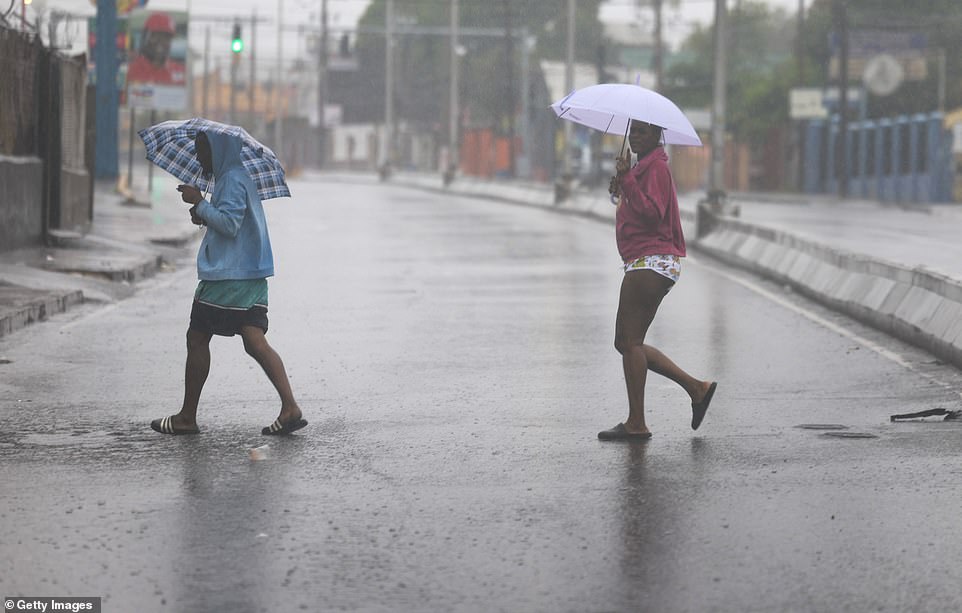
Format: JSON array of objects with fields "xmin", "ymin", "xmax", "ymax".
[{"xmin": 231, "ymin": 24, "xmax": 243, "ymax": 53}]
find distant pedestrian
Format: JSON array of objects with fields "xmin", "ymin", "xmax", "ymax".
[
  {"xmin": 597, "ymin": 119, "xmax": 716, "ymax": 441},
  {"xmin": 150, "ymin": 131, "xmax": 307, "ymax": 436}
]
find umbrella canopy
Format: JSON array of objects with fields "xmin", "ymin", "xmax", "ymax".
[
  {"xmin": 138, "ymin": 117, "xmax": 291, "ymax": 200},
  {"xmin": 551, "ymin": 83, "xmax": 702, "ymax": 147}
]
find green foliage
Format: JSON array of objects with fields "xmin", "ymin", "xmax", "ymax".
[
  {"xmin": 664, "ymin": 1, "xmax": 796, "ymax": 145},
  {"xmin": 354, "ymin": 0, "xmax": 605, "ymax": 128},
  {"xmin": 664, "ymin": 0, "xmax": 962, "ymax": 144},
  {"xmin": 804, "ymin": 0, "xmax": 962, "ymax": 117}
]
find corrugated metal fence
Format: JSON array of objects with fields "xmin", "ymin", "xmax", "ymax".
[
  {"xmin": 0, "ymin": 24, "xmax": 92, "ymax": 249},
  {"xmin": 0, "ymin": 27, "xmax": 41, "ymax": 156}
]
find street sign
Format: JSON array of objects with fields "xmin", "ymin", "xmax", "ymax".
[
  {"xmin": 829, "ymin": 29, "xmax": 927, "ymax": 82},
  {"xmin": 789, "ymin": 87, "xmax": 863, "ymax": 119},
  {"xmin": 790, "ymin": 89, "xmax": 827, "ymax": 119},
  {"xmin": 863, "ymin": 54, "xmax": 904, "ymax": 97}
]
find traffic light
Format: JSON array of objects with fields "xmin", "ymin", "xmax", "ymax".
[{"xmin": 231, "ymin": 23, "xmax": 244, "ymax": 54}]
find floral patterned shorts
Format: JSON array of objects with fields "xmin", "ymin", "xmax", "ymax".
[{"xmin": 623, "ymin": 254, "xmax": 682, "ymax": 286}]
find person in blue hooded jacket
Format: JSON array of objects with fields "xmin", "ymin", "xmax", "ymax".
[{"xmin": 150, "ymin": 130, "xmax": 307, "ymax": 436}]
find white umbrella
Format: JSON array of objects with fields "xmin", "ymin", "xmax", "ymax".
[{"xmin": 551, "ymin": 83, "xmax": 703, "ymax": 147}]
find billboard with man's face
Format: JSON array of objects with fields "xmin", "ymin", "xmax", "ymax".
[{"xmin": 126, "ymin": 9, "xmax": 188, "ymax": 110}]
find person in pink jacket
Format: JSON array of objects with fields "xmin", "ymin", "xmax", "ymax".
[{"xmin": 597, "ymin": 119, "xmax": 717, "ymax": 441}]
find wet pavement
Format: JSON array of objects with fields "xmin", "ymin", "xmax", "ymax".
[{"xmin": 2, "ymin": 178, "xmax": 962, "ymax": 612}]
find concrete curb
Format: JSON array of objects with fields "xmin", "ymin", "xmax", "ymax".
[
  {"xmin": 0, "ymin": 285, "xmax": 84, "ymax": 339},
  {"xmin": 391, "ymin": 172, "xmax": 962, "ymax": 371},
  {"xmin": 0, "ymin": 180, "xmax": 198, "ymax": 338}
]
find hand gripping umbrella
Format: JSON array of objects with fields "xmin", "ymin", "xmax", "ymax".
[
  {"xmin": 551, "ymin": 83, "xmax": 703, "ymax": 148},
  {"xmin": 138, "ymin": 117, "xmax": 291, "ymax": 200}
]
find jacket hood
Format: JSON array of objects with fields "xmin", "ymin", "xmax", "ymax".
[{"xmin": 203, "ymin": 130, "xmax": 245, "ymax": 180}]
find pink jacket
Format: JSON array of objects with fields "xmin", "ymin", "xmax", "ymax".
[{"xmin": 615, "ymin": 147, "xmax": 686, "ymax": 262}]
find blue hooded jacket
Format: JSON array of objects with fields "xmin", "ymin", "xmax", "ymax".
[{"xmin": 193, "ymin": 131, "xmax": 274, "ymax": 281}]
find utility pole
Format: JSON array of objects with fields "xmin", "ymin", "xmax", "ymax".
[
  {"xmin": 652, "ymin": 0, "xmax": 663, "ymax": 90},
  {"xmin": 937, "ymin": 48, "xmax": 946, "ymax": 113},
  {"xmin": 202, "ymin": 25, "xmax": 210, "ymax": 116},
  {"xmin": 709, "ymin": 0, "xmax": 727, "ymax": 200},
  {"xmin": 94, "ymin": 0, "xmax": 119, "ymax": 179},
  {"xmin": 562, "ymin": 0, "xmax": 574, "ymax": 183},
  {"xmin": 250, "ymin": 9, "xmax": 257, "ymax": 128},
  {"xmin": 317, "ymin": 0, "xmax": 328, "ymax": 168},
  {"xmin": 794, "ymin": 0, "xmax": 805, "ymax": 192},
  {"xmin": 230, "ymin": 26, "xmax": 239, "ymax": 124},
  {"xmin": 275, "ymin": 0, "xmax": 284, "ymax": 159},
  {"xmin": 446, "ymin": 0, "xmax": 459, "ymax": 183},
  {"xmin": 503, "ymin": 0, "xmax": 515, "ymax": 178},
  {"xmin": 796, "ymin": 0, "xmax": 805, "ymax": 83},
  {"xmin": 382, "ymin": 0, "xmax": 394, "ymax": 176},
  {"xmin": 215, "ymin": 59, "xmax": 223, "ymax": 121},
  {"xmin": 834, "ymin": 0, "xmax": 849, "ymax": 199},
  {"xmin": 519, "ymin": 29, "xmax": 531, "ymax": 180}
]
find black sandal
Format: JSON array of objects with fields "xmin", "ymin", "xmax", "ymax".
[
  {"xmin": 598, "ymin": 423, "xmax": 653, "ymax": 441},
  {"xmin": 691, "ymin": 382, "xmax": 717, "ymax": 431},
  {"xmin": 150, "ymin": 415, "xmax": 200, "ymax": 435},
  {"xmin": 262, "ymin": 417, "xmax": 308, "ymax": 436}
]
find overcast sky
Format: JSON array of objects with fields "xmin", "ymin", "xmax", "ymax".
[{"xmin": 34, "ymin": 0, "xmax": 804, "ymax": 64}]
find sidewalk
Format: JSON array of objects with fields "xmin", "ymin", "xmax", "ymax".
[
  {"xmin": 0, "ymin": 175, "xmax": 199, "ymax": 338},
  {"xmin": 388, "ymin": 171, "xmax": 962, "ymax": 371}
]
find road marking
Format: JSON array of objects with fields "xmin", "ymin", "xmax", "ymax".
[{"xmin": 690, "ymin": 255, "xmax": 962, "ymax": 400}]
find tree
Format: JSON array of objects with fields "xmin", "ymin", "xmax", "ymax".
[
  {"xmin": 664, "ymin": 1, "xmax": 795, "ymax": 145},
  {"xmin": 352, "ymin": 0, "xmax": 605, "ymax": 130},
  {"xmin": 803, "ymin": 0, "xmax": 962, "ymax": 117}
]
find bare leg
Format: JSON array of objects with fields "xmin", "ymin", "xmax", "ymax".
[
  {"xmin": 172, "ymin": 328, "xmax": 212, "ymax": 429},
  {"xmin": 644, "ymin": 345, "xmax": 713, "ymax": 406},
  {"xmin": 614, "ymin": 270, "xmax": 711, "ymax": 434},
  {"xmin": 239, "ymin": 325, "xmax": 302, "ymax": 424}
]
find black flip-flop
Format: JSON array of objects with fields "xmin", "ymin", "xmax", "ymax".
[
  {"xmin": 691, "ymin": 382, "xmax": 717, "ymax": 431},
  {"xmin": 150, "ymin": 415, "xmax": 200, "ymax": 435},
  {"xmin": 262, "ymin": 417, "xmax": 308, "ymax": 436},
  {"xmin": 597, "ymin": 423, "xmax": 653, "ymax": 441}
]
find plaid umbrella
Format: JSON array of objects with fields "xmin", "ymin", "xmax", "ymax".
[{"xmin": 138, "ymin": 117, "xmax": 291, "ymax": 200}]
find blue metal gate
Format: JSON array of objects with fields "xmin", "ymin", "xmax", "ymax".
[{"xmin": 803, "ymin": 112, "xmax": 953, "ymax": 203}]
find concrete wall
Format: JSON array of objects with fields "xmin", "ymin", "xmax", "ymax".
[
  {"xmin": 57, "ymin": 167, "xmax": 92, "ymax": 233},
  {"xmin": 0, "ymin": 156, "xmax": 44, "ymax": 251}
]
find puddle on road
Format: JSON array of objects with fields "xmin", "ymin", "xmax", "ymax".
[
  {"xmin": 20, "ymin": 430, "xmax": 120, "ymax": 448},
  {"xmin": 0, "ymin": 428, "xmax": 163, "ymax": 463},
  {"xmin": 820, "ymin": 431, "xmax": 879, "ymax": 439},
  {"xmin": 795, "ymin": 424, "xmax": 850, "ymax": 430}
]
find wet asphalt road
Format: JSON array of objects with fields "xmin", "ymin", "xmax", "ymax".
[{"xmin": 2, "ymin": 177, "xmax": 962, "ymax": 613}]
